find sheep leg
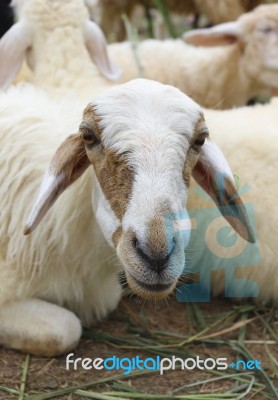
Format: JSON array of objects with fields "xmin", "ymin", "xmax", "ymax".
[{"xmin": 0, "ymin": 299, "xmax": 82, "ymax": 356}]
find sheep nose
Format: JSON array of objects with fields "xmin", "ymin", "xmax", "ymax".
[{"xmin": 134, "ymin": 238, "xmax": 173, "ymax": 274}]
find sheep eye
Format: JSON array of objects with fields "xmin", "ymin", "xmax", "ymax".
[
  {"xmin": 82, "ymin": 129, "xmax": 100, "ymax": 146},
  {"xmin": 260, "ymin": 25, "xmax": 273, "ymax": 34},
  {"xmin": 193, "ymin": 138, "xmax": 206, "ymax": 147}
]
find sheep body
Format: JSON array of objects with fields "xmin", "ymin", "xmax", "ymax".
[
  {"xmin": 98, "ymin": 0, "xmax": 276, "ymax": 41},
  {"xmin": 194, "ymin": 0, "xmax": 274, "ymax": 24},
  {"xmin": 0, "ymin": 77, "xmax": 277, "ymax": 356},
  {"xmin": 109, "ymin": 40, "xmax": 251, "ymax": 109},
  {"xmin": 108, "ymin": 5, "xmax": 278, "ymax": 108},
  {"xmin": 186, "ymin": 97, "xmax": 278, "ymax": 302},
  {"xmin": 0, "ymin": 78, "xmax": 254, "ymax": 356},
  {"xmin": 97, "ymin": 0, "xmax": 196, "ymax": 41},
  {"xmin": 0, "ymin": 86, "xmax": 121, "ymax": 327},
  {"xmin": 0, "ymin": 0, "xmax": 121, "ymax": 97}
]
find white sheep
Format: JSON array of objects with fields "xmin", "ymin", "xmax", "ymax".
[
  {"xmin": 108, "ymin": 4, "xmax": 278, "ymax": 108},
  {"xmin": 0, "ymin": 79, "xmax": 253, "ymax": 356},
  {"xmin": 194, "ymin": 0, "xmax": 276, "ymax": 25},
  {"xmin": 96, "ymin": 0, "xmax": 196, "ymax": 42},
  {"xmin": 0, "ymin": 0, "xmax": 121, "ymax": 96},
  {"xmin": 97, "ymin": 0, "xmax": 276, "ymax": 42},
  {"xmin": 185, "ymin": 97, "xmax": 278, "ymax": 302}
]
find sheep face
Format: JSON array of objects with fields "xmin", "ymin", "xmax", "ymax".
[
  {"xmin": 184, "ymin": 4, "xmax": 278, "ymax": 90},
  {"xmin": 82, "ymin": 80, "xmax": 206, "ymax": 299},
  {"xmin": 25, "ymin": 80, "xmax": 255, "ymax": 300},
  {"xmin": 239, "ymin": 5, "xmax": 278, "ymax": 88}
]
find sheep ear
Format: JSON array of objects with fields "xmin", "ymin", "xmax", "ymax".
[
  {"xmin": 192, "ymin": 139, "xmax": 256, "ymax": 243},
  {"xmin": 24, "ymin": 134, "xmax": 90, "ymax": 235},
  {"xmin": 0, "ymin": 21, "xmax": 32, "ymax": 89},
  {"xmin": 84, "ymin": 20, "xmax": 121, "ymax": 80},
  {"xmin": 183, "ymin": 21, "xmax": 241, "ymax": 47}
]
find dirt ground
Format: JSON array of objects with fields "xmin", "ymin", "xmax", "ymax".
[{"xmin": 1, "ymin": 295, "xmax": 277, "ymax": 400}]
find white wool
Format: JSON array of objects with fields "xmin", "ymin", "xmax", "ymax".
[
  {"xmin": 187, "ymin": 97, "xmax": 278, "ymax": 302},
  {"xmin": 194, "ymin": 0, "xmax": 276, "ymax": 24},
  {"xmin": 0, "ymin": 79, "xmax": 204, "ymax": 355},
  {"xmin": 96, "ymin": 0, "xmax": 275, "ymax": 41},
  {"xmin": 0, "ymin": 85, "xmax": 121, "ymax": 326},
  {"xmin": 108, "ymin": 5, "xmax": 278, "ymax": 109},
  {"xmin": 97, "ymin": 0, "xmax": 196, "ymax": 41},
  {"xmin": 0, "ymin": 0, "xmax": 121, "ymax": 98}
]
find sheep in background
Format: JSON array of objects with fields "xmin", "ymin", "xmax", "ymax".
[
  {"xmin": 108, "ymin": 5, "xmax": 278, "ymax": 109},
  {"xmin": 0, "ymin": 0, "xmax": 14, "ymax": 38},
  {"xmin": 97, "ymin": 0, "xmax": 277, "ymax": 42},
  {"xmin": 96, "ymin": 0, "xmax": 196, "ymax": 42},
  {"xmin": 194, "ymin": 0, "xmax": 277, "ymax": 25},
  {"xmin": 0, "ymin": 0, "xmax": 121, "ymax": 96},
  {"xmin": 0, "ymin": 79, "xmax": 254, "ymax": 356},
  {"xmin": 185, "ymin": 97, "xmax": 278, "ymax": 302}
]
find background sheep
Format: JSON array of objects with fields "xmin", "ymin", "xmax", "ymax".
[
  {"xmin": 97, "ymin": 0, "xmax": 277, "ymax": 42},
  {"xmin": 108, "ymin": 4, "xmax": 278, "ymax": 108},
  {"xmin": 0, "ymin": 79, "xmax": 253, "ymax": 356},
  {"xmin": 194, "ymin": 0, "xmax": 277, "ymax": 25},
  {"xmin": 0, "ymin": 0, "xmax": 121, "ymax": 96},
  {"xmin": 96, "ymin": 0, "xmax": 196, "ymax": 42},
  {"xmin": 185, "ymin": 97, "xmax": 278, "ymax": 303}
]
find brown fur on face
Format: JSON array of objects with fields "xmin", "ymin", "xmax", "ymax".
[
  {"xmin": 50, "ymin": 134, "xmax": 90, "ymax": 179},
  {"xmin": 112, "ymin": 226, "xmax": 123, "ymax": 246},
  {"xmin": 183, "ymin": 151, "xmax": 198, "ymax": 188},
  {"xmin": 145, "ymin": 202, "xmax": 172, "ymax": 259},
  {"xmin": 82, "ymin": 104, "xmax": 102, "ymax": 139},
  {"xmin": 90, "ymin": 148, "xmax": 133, "ymax": 220},
  {"xmin": 81, "ymin": 106, "xmax": 134, "ymax": 221},
  {"xmin": 184, "ymin": 116, "xmax": 209, "ymax": 188}
]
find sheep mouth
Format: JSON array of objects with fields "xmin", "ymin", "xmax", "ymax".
[{"xmin": 126, "ymin": 272, "xmax": 176, "ymax": 299}]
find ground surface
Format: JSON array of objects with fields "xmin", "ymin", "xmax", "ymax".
[{"xmin": 1, "ymin": 295, "xmax": 277, "ymax": 400}]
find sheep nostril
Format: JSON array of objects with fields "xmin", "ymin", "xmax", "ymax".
[
  {"xmin": 133, "ymin": 237, "xmax": 138, "ymax": 249},
  {"xmin": 134, "ymin": 237, "xmax": 174, "ymax": 274}
]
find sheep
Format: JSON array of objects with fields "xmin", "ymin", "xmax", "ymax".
[
  {"xmin": 0, "ymin": 78, "xmax": 254, "ymax": 356},
  {"xmin": 184, "ymin": 96, "xmax": 278, "ymax": 303},
  {"xmin": 0, "ymin": 0, "xmax": 121, "ymax": 96},
  {"xmin": 194, "ymin": 0, "xmax": 277, "ymax": 25},
  {"xmin": 97, "ymin": 0, "xmax": 277, "ymax": 42},
  {"xmin": 0, "ymin": 0, "xmax": 14, "ymax": 38},
  {"xmin": 108, "ymin": 4, "xmax": 278, "ymax": 109},
  {"xmin": 96, "ymin": 0, "xmax": 196, "ymax": 42}
]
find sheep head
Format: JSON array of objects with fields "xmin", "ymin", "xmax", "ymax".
[
  {"xmin": 184, "ymin": 4, "xmax": 278, "ymax": 90},
  {"xmin": 24, "ymin": 79, "xmax": 255, "ymax": 300},
  {"xmin": 0, "ymin": 0, "xmax": 121, "ymax": 89}
]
